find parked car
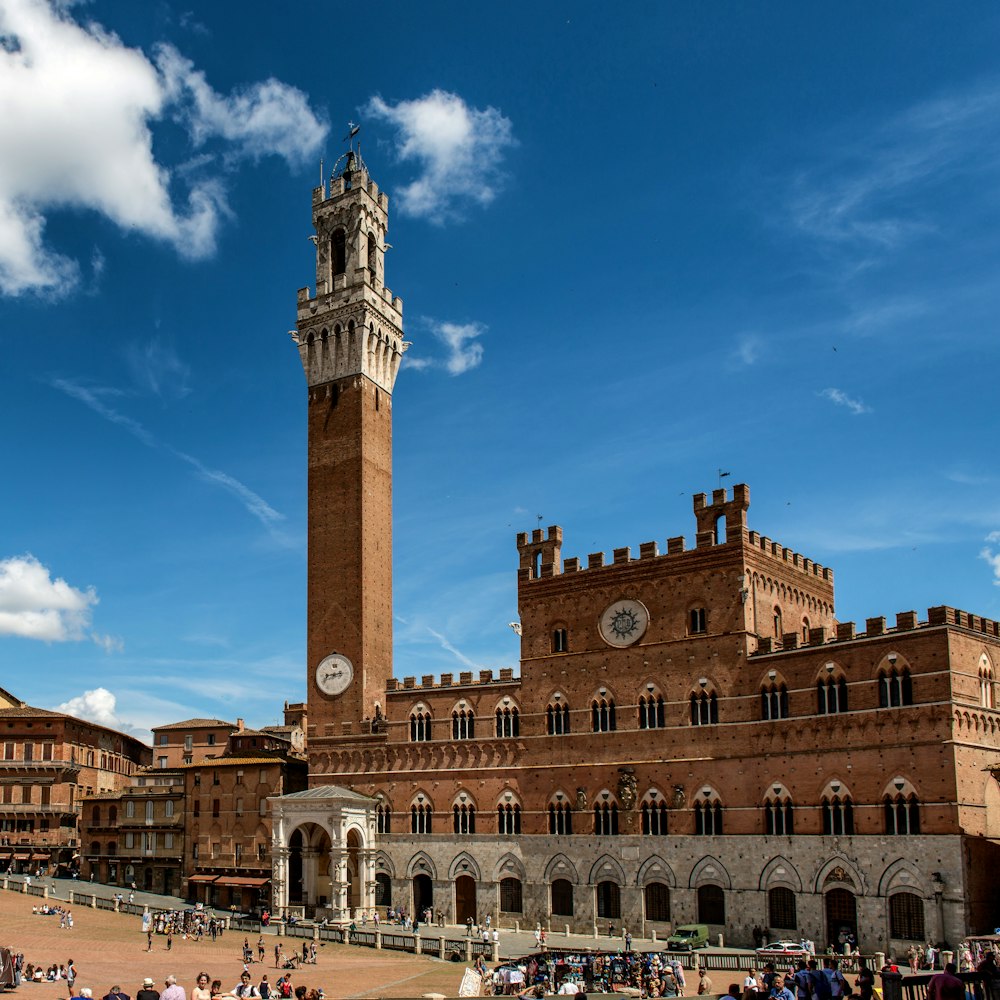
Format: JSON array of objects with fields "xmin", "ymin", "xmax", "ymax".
[
  {"xmin": 666, "ymin": 924, "xmax": 710, "ymax": 951},
  {"xmin": 756, "ymin": 941, "xmax": 810, "ymax": 959}
]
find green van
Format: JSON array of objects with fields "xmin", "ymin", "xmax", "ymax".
[{"xmin": 666, "ymin": 924, "xmax": 710, "ymax": 951}]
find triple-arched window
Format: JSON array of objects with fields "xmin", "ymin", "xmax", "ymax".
[
  {"xmin": 410, "ymin": 803, "xmax": 432, "ymax": 833},
  {"xmin": 452, "ymin": 709, "xmax": 475, "ymax": 740},
  {"xmin": 818, "ymin": 672, "xmax": 849, "ymax": 714},
  {"xmin": 694, "ymin": 796, "xmax": 723, "ymax": 835},
  {"xmin": 496, "ymin": 706, "xmax": 520, "ymax": 737},
  {"xmin": 883, "ymin": 793, "xmax": 920, "ymax": 834},
  {"xmin": 592, "ymin": 698, "xmax": 616, "ymax": 733},
  {"xmin": 821, "ymin": 794, "xmax": 854, "ymax": 835},
  {"xmin": 761, "ymin": 682, "xmax": 789, "ymax": 720},
  {"xmin": 690, "ymin": 690, "xmax": 718, "ymax": 725},
  {"xmin": 453, "ymin": 803, "xmax": 476, "ymax": 834},
  {"xmin": 547, "ymin": 701, "xmax": 570, "ymax": 735},
  {"xmin": 764, "ymin": 794, "xmax": 794, "ymax": 835},
  {"xmin": 878, "ymin": 659, "xmax": 913, "ymax": 707},
  {"xmin": 497, "ymin": 803, "xmax": 521, "ymax": 835},
  {"xmin": 548, "ymin": 800, "xmax": 573, "ymax": 835},
  {"xmin": 641, "ymin": 799, "xmax": 668, "ymax": 835},
  {"xmin": 638, "ymin": 693, "xmax": 665, "ymax": 729},
  {"xmin": 410, "ymin": 711, "xmax": 432, "ymax": 742},
  {"xmin": 594, "ymin": 800, "xmax": 619, "ymax": 835}
]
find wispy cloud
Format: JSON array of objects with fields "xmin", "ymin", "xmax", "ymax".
[
  {"xmin": 51, "ymin": 377, "xmax": 283, "ymax": 527},
  {"xmin": 0, "ymin": 554, "xmax": 101, "ymax": 643},
  {"xmin": 732, "ymin": 333, "xmax": 763, "ymax": 367},
  {"xmin": 819, "ymin": 387, "xmax": 870, "ymax": 415},
  {"xmin": 0, "ymin": 0, "xmax": 327, "ymax": 296},
  {"xmin": 789, "ymin": 81, "xmax": 1000, "ymax": 268},
  {"xmin": 405, "ymin": 318, "xmax": 486, "ymax": 375},
  {"xmin": 365, "ymin": 89, "xmax": 515, "ymax": 224},
  {"xmin": 981, "ymin": 531, "xmax": 1000, "ymax": 585},
  {"xmin": 126, "ymin": 339, "xmax": 191, "ymax": 399}
]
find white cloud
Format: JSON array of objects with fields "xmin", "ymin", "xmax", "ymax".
[
  {"xmin": 54, "ymin": 686, "xmax": 145, "ymax": 738},
  {"xmin": 0, "ymin": 554, "xmax": 97, "ymax": 641},
  {"xmin": 819, "ymin": 387, "xmax": 870, "ymax": 415},
  {"xmin": 0, "ymin": 0, "xmax": 327, "ymax": 296},
  {"xmin": 981, "ymin": 534, "xmax": 1000, "ymax": 585},
  {"xmin": 734, "ymin": 333, "xmax": 762, "ymax": 366},
  {"xmin": 365, "ymin": 89, "xmax": 514, "ymax": 223},
  {"xmin": 405, "ymin": 319, "xmax": 486, "ymax": 375}
]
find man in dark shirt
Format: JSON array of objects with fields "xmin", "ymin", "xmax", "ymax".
[
  {"xmin": 137, "ymin": 977, "xmax": 160, "ymax": 1000},
  {"xmin": 103, "ymin": 987, "xmax": 131, "ymax": 1000}
]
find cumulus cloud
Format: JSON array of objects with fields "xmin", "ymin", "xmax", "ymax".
[
  {"xmin": 0, "ymin": 0, "xmax": 327, "ymax": 296},
  {"xmin": 56, "ymin": 687, "xmax": 131, "ymax": 730},
  {"xmin": 365, "ymin": 89, "xmax": 514, "ymax": 223},
  {"xmin": 981, "ymin": 531, "xmax": 1000, "ymax": 585},
  {"xmin": 405, "ymin": 318, "xmax": 486, "ymax": 375},
  {"xmin": 819, "ymin": 387, "xmax": 870, "ymax": 415},
  {"xmin": 0, "ymin": 554, "xmax": 97, "ymax": 641}
]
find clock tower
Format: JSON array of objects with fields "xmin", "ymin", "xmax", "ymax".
[{"xmin": 291, "ymin": 151, "xmax": 406, "ymax": 740}]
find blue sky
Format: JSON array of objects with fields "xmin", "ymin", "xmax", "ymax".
[{"xmin": 2, "ymin": 1, "xmax": 1000, "ymax": 740}]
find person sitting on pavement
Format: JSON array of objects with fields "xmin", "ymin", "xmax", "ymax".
[
  {"xmin": 137, "ymin": 978, "xmax": 160, "ymax": 1000},
  {"xmin": 104, "ymin": 985, "xmax": 131, "ymax": 1000}
]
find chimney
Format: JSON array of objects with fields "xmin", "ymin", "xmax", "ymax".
[{"xmin": 237, "ymin": 718, "xmax": 244, "ymax": 732}]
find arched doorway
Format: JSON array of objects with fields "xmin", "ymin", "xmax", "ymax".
[
  {"xmin": 347, "ymin": 829, "xmax": 362, "ymax": 912},
  {"xmin": 413, "ymin": 873, "xmax": 433, "ymax": 916},
  {"xmin": 288, "ymin": 823, "xmax": 332, "ymax": 916},
  {"xmin": 455, "ymin": 874, "xmax": 476, "ymax": 924},
  {"xmin": 825, "ymin": 887, "xmax": 857, "ymax": 950}
]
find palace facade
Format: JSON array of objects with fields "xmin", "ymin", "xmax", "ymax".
[{"xmin": 276, "ymin": 156, "xmax": 1000, "ymax": 954}]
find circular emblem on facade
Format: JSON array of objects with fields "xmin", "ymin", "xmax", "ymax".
[
  {"xmin": 599, "ymin": 599, "xmax": 649, "ymax": 647},
  {"xmin": 315, "ymin": 653, "xmax": 354, "ymax": 696}
]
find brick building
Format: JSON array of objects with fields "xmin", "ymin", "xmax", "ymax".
[
  {"xmin": 0, "ymin": 687, "xmax": 150, "ymax": 875},
  {"xmin": 280, "ymin": 157, "xmax": 1000, "ymax": 953}
]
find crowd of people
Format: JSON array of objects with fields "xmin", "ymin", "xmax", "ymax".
[{"xmin": 53, "ymin": 971, "xmax": 327, "ymax": 1000}]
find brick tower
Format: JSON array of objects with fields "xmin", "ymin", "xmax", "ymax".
[{"xmin": 291, "ymin": 151, "xmax": 406, "ymax": 738}]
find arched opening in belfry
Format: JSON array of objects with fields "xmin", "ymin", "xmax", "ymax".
[
  {"xmin": 346, "ymin": 827, "xmax": 362, "ymax": 911},
  {"xmin": 367, "ymin": 231, "xmax": 377, "ymax": 280},
  {"xmin": 715, "ymin": 513, "xmax": 727, "ymax": 544},
  {"xmin": 332, "ymin": 230, "xmax": 346, "ymax": 276},
  {"xmin": 533, "ymin": 550, "xmax": 541, "ymax": 578}
]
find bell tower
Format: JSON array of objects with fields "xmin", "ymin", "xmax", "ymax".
[{"xmin": 291, "ymin": 151, "xmax": 407, "ymax": 740}]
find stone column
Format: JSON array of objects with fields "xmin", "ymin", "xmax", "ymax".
[
  {"xmin": 329, "ymin": 848, "xmax": 349, "ymax": 919},
  {"xmin": 271, "ymin": 845, "xmax": 290, "ymax": 919},
  {"xmin": 362, "ymin": 848, "xmax": 377, "ymax": 913},
  {"xmin": 301, "ymin": 848, "xmax": 320, "ymax": 908}
]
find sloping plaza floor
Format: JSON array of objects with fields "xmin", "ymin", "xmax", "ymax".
[{"xmin": 0, "ymin": 892, "xmax": 465, "ymax": 1000}]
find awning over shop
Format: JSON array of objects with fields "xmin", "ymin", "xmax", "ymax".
[
  {"xmin": 213, "ymin": 877, "xmax": 270, "ymax": 887},
  {"xmin": 187, "ymin": 874, "xmax": 218, "ymax": 884},
  {"xmin": 30, "ymin": 853, "xmax": 48, "ymax": 860},
  {"xmin": 12, "ymin": 853, "xmax": 29, "ymax": 860}
]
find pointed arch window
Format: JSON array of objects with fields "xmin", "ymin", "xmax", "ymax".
[
  {"xmin": 549, "ymin": 800, "xmax": 573, "ymax": 835},
  {"xmin": 453, "ymin": 803, "xmax": 476, "ymax": 834},
  {"xmin": 640, "ymin": 798, "xmax": 669, "ymax": 835},
  {"xmin": 690, "ymin": 690, "xmax": 718, "ymax": 725},
  {"xmin": 883, "ymin": 793, "xmax": 920, "ymax": 835},
  {"xmin": 547, "ymin": 701, "xmax": 571, "ymax": 735},
  {"xmin": 980, "ymin": 659, "xmax": 995, "ymax": 709},
  {"xmin": 818, "ymin": 672, "xmax": 849, "ymax": 714},
  {"xmin": 639, "ymin": 693, "xmax": 665, "ymax": 729},
  {"xmin": 367, "ymin": 231, "xmax": 377, "ymax": 280},
  {"xmin": 496, "ymin": 706, "xmax": 520, "ymax": 737},
  {"xmin": 878, "ymin": 662, "xmax": 913, "ymax": 707},
  {"xmin": 552, "ymin": 628, "xmax": 568, "ymax": 653},
  {"xmin": 410, "ymin": 803, "xmax": 433, "ymax": 834},
  {"xmin": 452, "ymin": 709, "xmax": 475, "ymax": 740},
  {"xmin": 591, "ymin": 697, "xmax": 616, "ymax": 733},
  {"xmin": 773, "ymin": 607, "xmax": 783, "ymax": 639},
  {"xmin": 410, "ymin": 711, "xmax": 432, "ymax": 742},
  {"xmin": 763, "ymin": 794, "xmax": 795, "ymax": 835},
  {"xmin": 497, "ymin": 803, "xmax": 521, "ymax": 835},
  {"xmin": 332, "ymin": 229, "xmax": 346, "ymax": 276},
  {"xmin": 376, "ymin": 802, "xmax": 391, "ymax": 834},
  {"xmin": 694, "ymin": 794, "xmax": 723, "ymax": 835},
  {"xmin": 821, "ymin": 794, "xmax": 854, "ymax": 835},
  {"xmin": 689, "ymin": 608, "xmax": 707, "ymax": 635},
  {"xmin": 593, "ymin": 800, "xmax": 619, "ymax": 835}
]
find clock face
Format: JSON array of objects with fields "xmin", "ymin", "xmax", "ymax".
[
  {"xmin": 315, "ymin": 653, "xmax": 354, "ymax": 696},
  {"xmin": 599, "ymin": 599, "xmax": 649, "ymax": 647}
]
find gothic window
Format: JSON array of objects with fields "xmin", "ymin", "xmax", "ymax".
[
  {"xmin": 375, "ymin": 872, "xmax": 392, "ymax": 907},
  {"xmin": 497, "ymin": 804, "xmax": 521, "ymax": 835},
  {"xmin": 552, "ymin": 628, "xmax": 568, "ymax": 653},
  {"xmin": 773, "ymin": 607, "xmax": 783, "ymax": 639},
  {"xmin": 641, "ymin": 799, "xmax": 669, "ymax": 835},
  {"xmin": 878, "ymin": 662, "xmax": 913, "ymax": 707},
  {"xmin": 802, "ymin": 617, "xmax": 810, "ymax": 642},
  {"xmin": 367, "ymin": 231, "xmax": 377, "ymax": 279},
  {"xmin": 764, "ymin": 794, "xmax": 795, "ymax": 835},
  {"xmin": 551, "ymin": 879, "xmax": 574, "ymax": 916},
  {"xmin": 549, "ymin": 801, "xmax": 573, "ymax": 835},
  {"xmin": 593, "ymin": 801, "xmax": 619, "ymax": 835},
  {"xmin": 451, "ymin": 709, "xmax": 475, "ymax": 740},
  {"xmin": 410, "ymin": 803, "xmax": 433, "ymax": 834},
  {"xmin": 499, "ymin": 877, "xmax": 523, "ymax": 913},
  {"xmin": 821, "ymin": 794, "xmax": 855, "ymax": 835},
  {"xmin": 690, "ymin": 690, "xmax": 718, "ymax": 725},
  {"xmin": 883, "ymin": 793, "xmax": 920, "ymax": 835},
  {"xmin": 694, "ymin": 797, "xmax": 723, "ymax": 835},
  {"xmin": 818, "ymin": 674, "xmax": 849, "ymax": 714},
  {"xmin": 645, "ymin": 882, "xmax": 671, "ymax": 922},
  {"xmin": 496, "ymin": 707, "xmax": 519, "ymax": 737},
  {"xmin": 547, "ymin": 701, "xmax": 570, "ymax": 735},
  {"xmin": 591, "ymin": 698, "xmax": 616, "ymax": 733},
  {"xmin": 376, "ymin": 803, "xmax": 391, "ymax": 834},
  {"xmin": 689, "ymin": 608, "xmax": 707, "ymax": 635},
  {"xmin": 596, "ymin": 881, "xmax": 621, "ymax": 919},
  {"xmin": 638, "ymin": 693, "xmax": 665, "ymax": 729},
  {"xmin": 769, "ymin": 886, "xmax": 797, "ymax": 930},
  {"xmin": 332, "ymin": 229, "xmax": 346, "ymax": 276},
  {"xmin": 453, "ymin": 803, "xmax": 476, "ymax": 834},
  {"xmin": 697, "ymin": 884, "xmax": 725, "ymax": 924},
  {"xmin": 410, "ymin": 711, "xmax": 432, "ymax": 742},
  {"xmin": 889, "ymin": 892, "xmax": 926, "ymax": 941},
  {"xmin": 980, "ymin": 657, "xmax": 995, "ymax": 709},
  {"xmin": 761, "ymin": 681, "xmax": 789, "ymax": 720}
]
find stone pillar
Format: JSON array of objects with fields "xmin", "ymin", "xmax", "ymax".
[
  {"xmin": 301, "ymin": 848, "xmax": 320, "ymax": 907},
  {"xmin": 361, "ymin": 847, "xmax": 377, "ymax": 914},
  {"xmin": 329, "ymin": 848, "xmax": 349, "ymax": 919},
  {"xmin": 272, "ymin": 846, "xmax": 290, "ymax": 919}
]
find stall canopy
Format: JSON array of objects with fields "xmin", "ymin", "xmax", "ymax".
[
  {"xmin": 213, "ymin": 877, "xmax": 269, "ymax": 887},
  {"xmin": 187, "ymin": 875, "xmax": 219, "ymax": 884}
]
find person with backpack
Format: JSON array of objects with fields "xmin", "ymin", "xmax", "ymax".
[
  {"xmin": 807, "ymin": 961, "xmax": 832, "ymax": 1000},
  {"xmin": 823, "ymin": 959, "xmax": 849, "ymax": 1000}
]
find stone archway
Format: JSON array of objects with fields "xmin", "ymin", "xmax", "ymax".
[
  {"xmin": 825, "ymin": 887, "xmax": 858, "ymax": 950},
  {"xmin": 455, "ymin": 874, "xmax": 476, "ymax": 924},
  {"xmin": 269, "ymin": 785, "xmax": 377, "ymax": 923}
]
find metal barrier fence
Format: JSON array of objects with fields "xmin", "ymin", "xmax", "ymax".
[
  {"xmin": 96, "ymin": 896, "xmax": 116, "ymax": 911},
  {"xmin": 230, "ymin": 917, "xmax": 262, "ymax": 933}
]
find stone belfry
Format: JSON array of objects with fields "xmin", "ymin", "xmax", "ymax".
[{"xmin": 290, "ymin": 149, "xmax": 406, "ymax": 745}]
